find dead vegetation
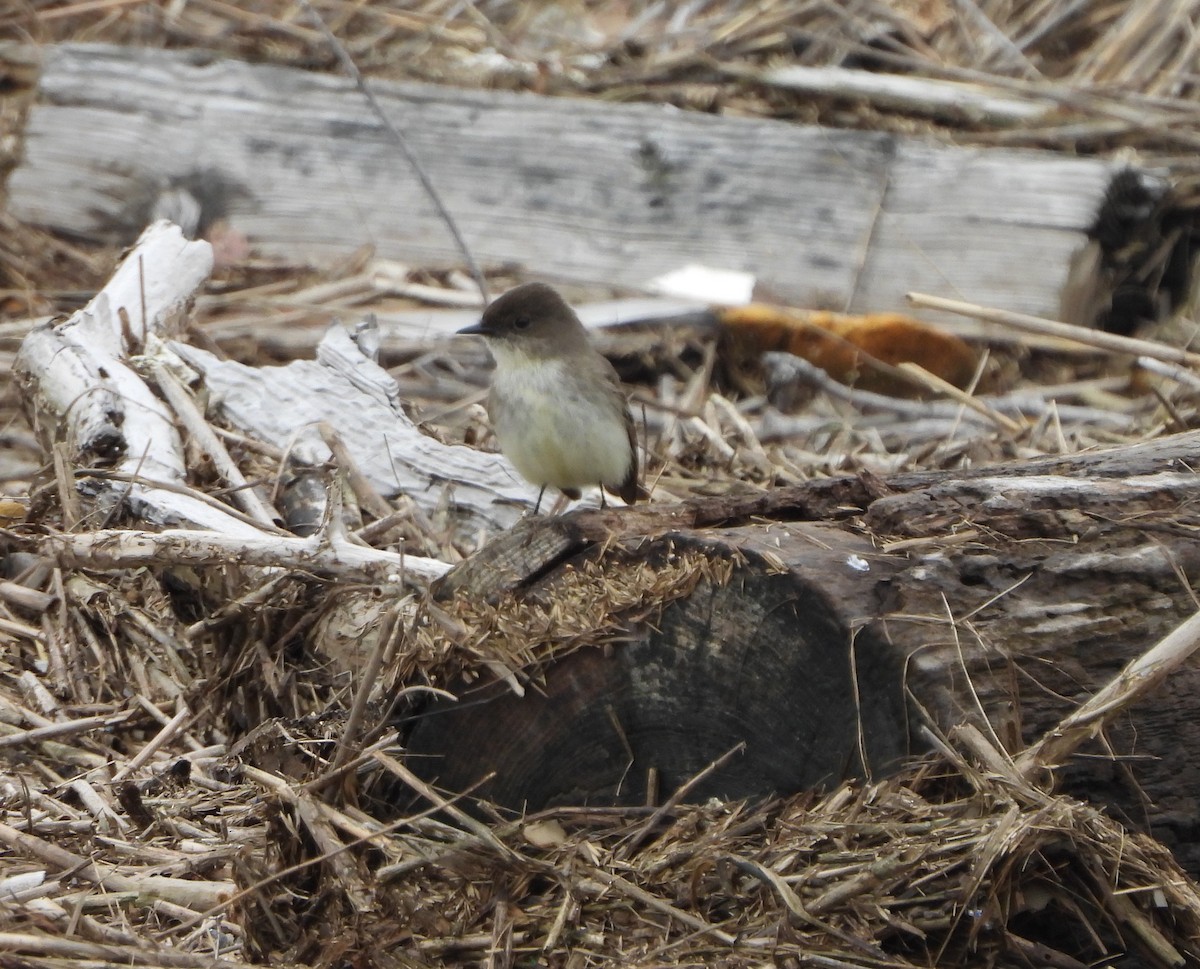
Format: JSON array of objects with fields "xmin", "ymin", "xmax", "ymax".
[
  {"xmin": 5, "ymin": 2, "xmax": 1200, "ymax": 968},
  {"xmin": 6, "ymin": 541, "xmax": 1200, "ymax": 968},
  {"xmin": 8, "ymin": 0, "xmax": 1200, "ymax": 156}
]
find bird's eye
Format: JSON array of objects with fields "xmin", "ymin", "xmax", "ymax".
[{"xmin": 513, "ymin": 317, "xmax": 532, "ymax": 330}]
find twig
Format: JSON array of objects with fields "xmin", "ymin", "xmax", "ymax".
[
  {"xmin": 41, "ymin": 526, "xmax": 448, "ymax": 583},
  {"xmin": 52, "ymin": 443, "xmax": 81, "ymax": 529},
  {"xmin": 319, "ymin": 421, "xmax": 395, "ymax": 521},
  {"xmin": 759, "ymin": 353, "xmax": 1137, "ymax": 441},
  {"xmin": 371, "ymin": 750, "xmax": 514, "ymax": 859},
  {"xmin": 148, "ymin": 360, "xmax": 280, "ymax": 528},
  {"xmin": 300, "ymin": 0, "xmax": 489, "ymax": 301},
  {"xmin": 354, "ymin": 508, "xmax": 413, "ymax": 544},
  {"xmin": 70, "ymin": 776, "xmax": 127, "ymax": 831},
  {"xmin": 0, "ymin": 579, "xmax": 56, "ymax": 613},
  {"xmin": 0, "ymin": 709, "xmax": 136, "ymax": 748},
  {"xmin": 110, "ymin": 700, "xmax": 192, "ymax": 783},
  {"xmin": 952, "ymin": 0, "xmax": 1038, "ymax": 76},
  {"xmin": 1103, "ymin": 888, "xmax": 1185, "ymax": 967},
  {"xmin": 896, "ymin": 362, "xmax": 1025, "ymax": 434},
  {"xmin": 328, "ymin": 601, "xmax": 405, "ymax": 777},
  {"xmin": 577, "ymin": 867, "xmax": 737, "ymax": 945},
  {"xmin": 762, "ymin": 353, "xmax": 1136, "ymax": 425},
  {"xmin": 1015, "ymin": 607, "xmax": 1200, "ymax": 782},
  {"xmin": 78, "ymin": 469, "xmax": 289, "ymax": 535},
  {"xmin": 0, "ymin": 932, "xmax": 244, "ymax": 969},
  {"xmin": 728, "ymin": 62, "xmax": 1046, "ymax": 125},
  {"xmin": 0, "ymin": 615, "xmax": 42, "ymax": 643},
  {"xmin": 619, "ymin": 741, "xmax": 745, "ymax": 859},
  {"xmin": 1138, "ymin": 355, "xmax": 1200, "ymax": 393},
  {"xmin": 721, "ymin": 854, "xmax": 890, "ymax": 958},
  {"xmin": 907, "ymin": 292, "xmax": 1200, "ymax": 369},
  {"xmin": 299, "ymin": 731, "xmax": 404, "ymax": 794},
  {"xmin": 0, "ymin": 821, "xmax": 233, "ymax": 910}
]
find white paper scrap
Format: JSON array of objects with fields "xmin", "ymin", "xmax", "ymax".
[{"xmin": 646, "ymin": 265, "xmax": 756, "ymax": 305}]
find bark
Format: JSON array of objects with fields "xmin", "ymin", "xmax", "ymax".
[{"xmin": 407, "ymin": 440, "xmax": 1200, "ymax": 873}]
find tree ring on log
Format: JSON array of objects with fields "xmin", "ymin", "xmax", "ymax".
[{"xmin": 402, "ymin": 531, "xmax": 912, "ymax": 811}]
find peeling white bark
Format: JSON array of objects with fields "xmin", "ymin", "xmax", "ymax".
[{"xmin": 12, "ymin": 221, "xmax": 256, "ymax": 533}]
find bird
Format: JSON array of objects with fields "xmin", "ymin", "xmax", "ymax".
[{"xmin": 458, "ymin": 282, "xmax": 645, "ymax": 514}]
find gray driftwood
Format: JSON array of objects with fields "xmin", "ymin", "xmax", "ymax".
[
  {"xmin": 408, "ymin": 437, "xmax": 1200, "ymax": 876},
  {"xmin": 170, "ymin": 327, "xmax": 540, "ymax": 533},
  {"xmin": 12, "ymin": 221, "xmax": 457, "ymax": 576},
  {"xmin": 1, "ymin": 42, "xmax": 1169, "ymax": 331},
  {"xmin": 12, "ymin": 221, "xmax": 244, "ymax": 533}
]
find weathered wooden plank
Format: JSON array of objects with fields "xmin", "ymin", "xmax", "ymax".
[
  {"xmin": 5, "ymin": 43, "xmax": 1126, "ymax": 324},
  {"xmin": 853, "ymin": 145, "xmax": 1115, "ymax": 320}
]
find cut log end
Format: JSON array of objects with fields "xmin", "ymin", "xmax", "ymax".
[{"xmin": 402, "ymin": 532, "xmax": 912, "ymax": 810}]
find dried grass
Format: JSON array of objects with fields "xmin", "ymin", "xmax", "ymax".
[
  {"xmin": 6, "ymin": 0, "xmax": 1200, "ymax": 160},
  {"xmin": 5, "ymin": 472, "xmax": 1200, "ymax": 965},
  {"xmin": 5, "ymin": 2, "xmax": 1200, "ymax": 967},
  {"xmin": 5, "ymin": 616, "xmax": 1200, "ymax": 969}
]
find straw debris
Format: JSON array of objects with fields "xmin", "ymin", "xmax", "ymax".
[{"xmin": 5, "ymin": 3, "xmax": 1200, "ymax": 967}]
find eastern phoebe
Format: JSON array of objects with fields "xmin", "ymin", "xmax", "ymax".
[{"xmin": 458, "ymin": 283, "xmax": 644, "ymax": 513}]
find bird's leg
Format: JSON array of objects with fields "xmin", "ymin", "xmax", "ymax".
[
  {"xmin": 533, "ymin": 484, "xmax": 547, "ymax": 515},
  {"xmin": 599, "ymin": 486, "xmax": 608, "ymax": 510}
]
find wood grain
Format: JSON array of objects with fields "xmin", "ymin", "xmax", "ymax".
[
  {"xmin": 5, "ymin": 43, "xmax": 1129, "ymax": 326},
  {"xmin": 402, "ymin": 433, "xmax": 1200, "ymax": 875}
]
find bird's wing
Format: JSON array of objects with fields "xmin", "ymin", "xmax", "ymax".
[{"xmin": 605, "ymin": 363, "xmax": 645, "ymax": 505}]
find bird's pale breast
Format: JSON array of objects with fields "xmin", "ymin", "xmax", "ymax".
[{"xmin": 488, "ymin": 353, "xmax": 632, "ymax": 493}]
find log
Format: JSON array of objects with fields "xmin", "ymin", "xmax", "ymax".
[
  {"xmin": 10, "ymin": 216, "xmax": 545, "ymax": 538},
  {"xmin": 12, "ymin": 220, "xmax": 445, "ymax": 580},
  {"xmin": 0, "ymin": 42, "xmax": 1178, "ymax": 333},
  {"xmin": 170, "ymin": 326, "xmax": 541, "ymax": 533},
  {"xmin": 404, "ymin": 439, "xmax": 1200, "ymax": 876}
]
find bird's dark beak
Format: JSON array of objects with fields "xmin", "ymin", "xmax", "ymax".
[{"xmin": 457, "ymin": 321, "xmax": 486, "ymax": 336}]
